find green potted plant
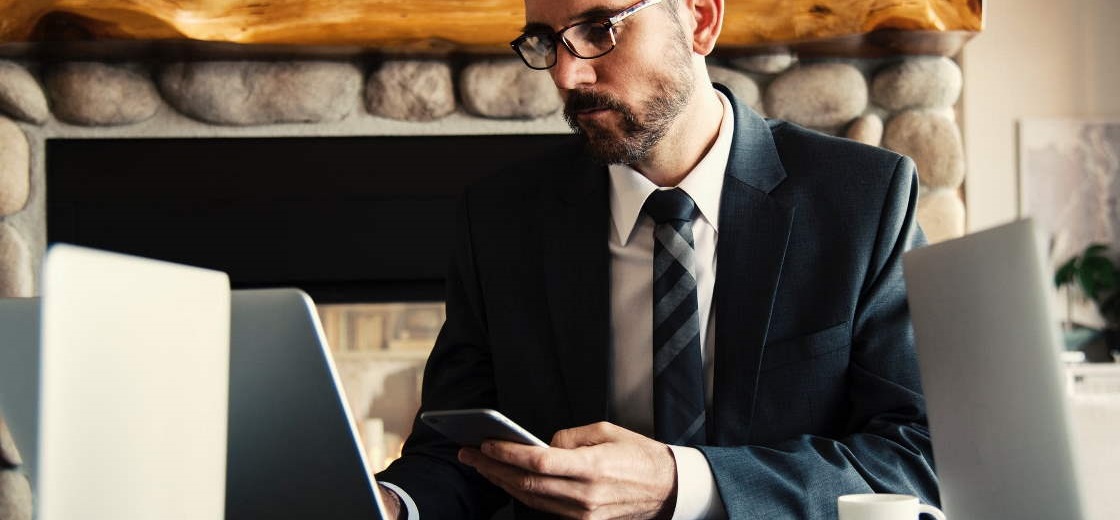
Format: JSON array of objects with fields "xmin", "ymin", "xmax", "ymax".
[{"xmin": 1055, "ymin": 243, "xmax": 1120, "ymax": 356}]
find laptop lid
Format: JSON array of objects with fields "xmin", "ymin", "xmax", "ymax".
[
  {"xmin": 38, "ymin": 244, "xmax": 231, "ymax": 520},
  {"xmin": 227, "ymin": 288, "xmax": 389, "ymax": 519},
  {"xmin": 903, "ymin": 219, "xmax": 1084, "ymax": 519}
]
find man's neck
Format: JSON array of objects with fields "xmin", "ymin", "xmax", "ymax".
[{"xmin": 631, "ymin": 86, "xmax": 724, "ymax": 188}]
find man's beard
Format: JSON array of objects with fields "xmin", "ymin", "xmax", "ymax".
[{"xmin": 562, "ymin": 44, "xmax": 693, "ymax": 165}]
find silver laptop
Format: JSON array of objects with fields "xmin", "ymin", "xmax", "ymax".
[
  {"xmin": 903, "ymin": 219, "xmax": 1085, "ymax": 519},
  {"xmin": 0, "ymin": 246, "xmax": 388, "ymax": 519},
  {"xmin": 226, "ymin": 288, "xmax": 389, "ymax": 519},
  {"xmin": 37, "ymin": 244, "xmax": 232, "ymax": 520}
]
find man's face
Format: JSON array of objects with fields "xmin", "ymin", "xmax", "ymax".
[{"xmin": 522, "ymin": 0, "xmax": 696, "ymax": 164}]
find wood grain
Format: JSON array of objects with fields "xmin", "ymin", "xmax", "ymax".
[{"xmin": 0, "ymin": 0, "xmax": 983, "ymax": 49}]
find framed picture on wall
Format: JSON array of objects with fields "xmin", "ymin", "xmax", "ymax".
[
  {"xmin": 1018, "ymin": 118, "xmax": 1120, "ymax": 330},
  {"xmin": 1019, "ymin": 118, "xmax": 1120, "ymax": 265}
]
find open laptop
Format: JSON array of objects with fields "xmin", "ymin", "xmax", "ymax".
[
  {"xmin": 226, "ymin": 288, "xmax": 389, "ymax": 519},
  {"xmin": 903, "ymin": 219, "xmax": 1085, "ymax": 519},
  {"xmin": 0, "ymin": 245, "xmax": 388, "ymax": 519}
]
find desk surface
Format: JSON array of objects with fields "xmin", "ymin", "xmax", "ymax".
[{"xmin": 1064, "ymin": 364, "xmax": 1120, "ymax": 520}]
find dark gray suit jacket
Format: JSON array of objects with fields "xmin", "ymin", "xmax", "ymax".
[{"xmin": 378, "ymin": 86, "xmax": 938, "ymax": 519}]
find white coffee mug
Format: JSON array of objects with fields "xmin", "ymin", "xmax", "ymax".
[{"xmin": 837, "ymin": 494, "xmax": 946, "ymax": 520}]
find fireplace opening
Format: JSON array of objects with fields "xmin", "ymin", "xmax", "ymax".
[{"xmin": 46, "ymin": 134, "xmax": 571, "ymax": 303}]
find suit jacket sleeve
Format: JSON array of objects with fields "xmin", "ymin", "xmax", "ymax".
[
  {"xmin": 697, "ymin": 156, "xmax": 938, "ymax": 519},
  {"xmin": 376, "ymin": 190, "xmax": 510, "ymax": 520}
]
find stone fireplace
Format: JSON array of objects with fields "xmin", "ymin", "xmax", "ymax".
[
  {"xmin": 0, "ymin": 47, "xmax": 968, "ymax": 475},
  {"xmin": 0, "ymin": 51, "xmax": 967, "ymax": 298}
]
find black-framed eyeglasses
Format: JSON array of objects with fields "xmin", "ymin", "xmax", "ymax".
[{"xmin": 510, "ymin": 0, "xmax": 663, "ymax": 70}]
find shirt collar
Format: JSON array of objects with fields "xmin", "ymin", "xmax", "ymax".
[{"xmin": 609, "ymin": 90, "xmax": 734, "ymax": 246}]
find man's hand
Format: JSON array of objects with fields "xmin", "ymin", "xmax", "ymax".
[{"xmin": 458, "ymin": 422, "xmax": 677, "ymax": 520}]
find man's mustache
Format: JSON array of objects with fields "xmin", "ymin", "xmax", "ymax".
[
  {"xmin": 563, "ymin": 90, "xmax": 643, "ymax": 135},
  {"xmin": 564, "ymin": 90, "xmax": 628, "ymax": 117}
]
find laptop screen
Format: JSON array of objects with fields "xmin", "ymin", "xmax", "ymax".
[{"xmin": 903, "ymin": 219, "xmax": 1084, "ymax": 519}]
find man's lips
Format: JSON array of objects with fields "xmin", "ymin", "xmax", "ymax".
[{"xmin": 575, "ymin": 107, "xmax": 610, "ymax": 117}]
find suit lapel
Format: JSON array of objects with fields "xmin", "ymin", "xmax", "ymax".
[
  {"xmin": 710, "ymin": 86, "xmax": 795, "ymax": 445},
  {"xmin": 542, "ymin": 151, "xmax": 613, "ymax": 428}
]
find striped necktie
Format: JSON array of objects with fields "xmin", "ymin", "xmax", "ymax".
[{"xmin": 643, "ymin": 188, "xmax": 706, "ymax": 446}]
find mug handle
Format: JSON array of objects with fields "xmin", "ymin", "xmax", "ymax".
[{"xmin": 919, "ymin": 504, "xmax": 947, "ymax": 520}]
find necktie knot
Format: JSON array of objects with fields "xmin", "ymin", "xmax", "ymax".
[{"xmin": 643, "ymin": 188, "xmax": 697, "ymax": 224}]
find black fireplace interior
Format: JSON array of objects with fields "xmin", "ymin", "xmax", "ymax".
[{"xmin": 47, "ymin": 134, "xmax": 570, "ymax": 303}]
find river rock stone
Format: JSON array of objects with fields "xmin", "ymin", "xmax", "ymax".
[
  {"xmin": 460, "ymin": 59, "xmax": 560, "ymax": 119},
  {"xmin": 728, "ymin": 53, "xmax": 796, "ymax": 74},
  {"xmin": 159, "ymin": 61, "xmax": 361, "ymax": 125},
  {"xmin": 366, "ymin": 60, "xmax": 455, "ymax": 121},
  {"xmin": 0, "ymin": 117, "xmax": 29, "ymax": 216},
  {"xmin": 0, "ymin": 419, "xmax": 20, "ymax": 468},
  {"xmin": 872, "ymin": 57, "xmax": 962, "ymax": 111},
  {"xmin": 764, "ymin": 63, "xmax": 867, "ymax": 129},
  {"xmin": 0, "ymin": 223, "xmax": 32, "ymax": 297},
  {"xmin": 883, "ymin": 110, "xmax": 965, "ymax": 190},
  {"xmin": 708, "ymin": 64, "xmax": 761, "ymax": 111},
  {"xmin": 46, "ymin": 62, "xmax": 159, "ymax": 126},
  {"xmin": 917, "ymin": 189, "xmax": 966, "ymax": 243},
  {"xmin": 0, "ymin": 62, "xmax": 48, "ymax": 124},
  {"xmin": 0, "ymin": 470, "xmax": 31, "ymax": 520},
  {"xmin": 846, "ymin": 114, "xmax": 884, "ymax": 146}
]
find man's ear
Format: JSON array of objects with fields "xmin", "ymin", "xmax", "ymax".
[{"xmin": 686, "ymin": 0, "xmax": 723, "ymax": 55}]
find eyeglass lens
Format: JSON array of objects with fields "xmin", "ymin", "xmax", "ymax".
[
  {"xmin": 564, "ymin": 24, "xmax": 616, "ymax": 58},
  {"xmin": 516, "ymin": 22, "xmax": 617, "ymax": 70},
  {"xmin": 517, "ymin": 34, "xmax": 556, "ymax": 69}
]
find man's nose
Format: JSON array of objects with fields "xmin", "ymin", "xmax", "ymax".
[{"xmin": 548, "ymin": 44, "xmax": 597, "ymax": 91}]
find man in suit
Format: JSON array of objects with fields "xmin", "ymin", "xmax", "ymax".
[{"xmin": 376, "ymin": 0, "xmax": 938, "ymax": 517}]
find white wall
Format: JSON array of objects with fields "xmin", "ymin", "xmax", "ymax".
[{"xmin": 963, "ymin": 0, "xmax": 1120, "ymax": 232}]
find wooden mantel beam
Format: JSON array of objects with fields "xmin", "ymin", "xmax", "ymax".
[{"xmin": 0, "ymin": 0, "xmax": 983, "ymax": 52}]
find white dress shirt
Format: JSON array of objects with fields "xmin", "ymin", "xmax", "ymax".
[
  {"xmin": 387, "ymin": 91, "xmax": 735, "ymax": 519},
  {"xmin": 608, "ymin": 90, "xmax": 733, "ymax": 520}
]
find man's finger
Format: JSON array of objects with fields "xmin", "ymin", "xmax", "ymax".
[
  {"xmin": 459, "ymin": 447, "xmax": 591, "ymax": 504},
  {"xmin": 477, "ymin": 440, "xmax": 592, "ymax": 479},
  {"xmin": 459, "ymin": 447, "xmax": 551, "ymax": 493},
  {"xmin": 476, "ymin": 459, "xmax": 633, "ymax": 520},
  {"xmin": 550, "ymin": 421, "xmax": 627, "ymax": 449}
]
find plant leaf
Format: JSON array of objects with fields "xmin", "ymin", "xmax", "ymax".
[
  {"xmin": 1080, "ymin": 255, "xmax": 1119, "ymax": 298},
  {"xmin": 1085, "ymin": 244, "xmax": 1110, "ymax": 258},
  {"xmin": 1055, "ymin": 258, "xmax": 1079, "ymax": 287}
]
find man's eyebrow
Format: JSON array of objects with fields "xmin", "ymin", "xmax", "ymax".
[
  {"xmin": 520, "ymin": 4, "xmax": 621, "ymax": 33},
  {"xmin": 573, "ymin": 6, "xmax": 619, "ymax": 22}
]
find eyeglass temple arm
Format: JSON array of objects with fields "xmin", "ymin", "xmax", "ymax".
[{"xmin": 608, "ymin": 0, "xmax": 663, "ymax": 26}]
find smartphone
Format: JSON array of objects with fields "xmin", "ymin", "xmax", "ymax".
[{"xmin": 420, "ymin": 408, "xmax": 548, "ymax": 448}]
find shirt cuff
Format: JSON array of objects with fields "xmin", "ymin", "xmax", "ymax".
[
  {"xmin": 378, "ymin": 481, "xmax": 420, "ymax": 520},
  {"xmin": 667, "ymin": 445, "xmax": 727, "ymax": 520}
]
